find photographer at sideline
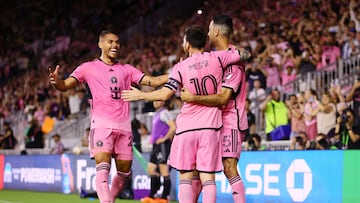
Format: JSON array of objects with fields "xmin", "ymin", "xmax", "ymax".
[
  {"xmin": 290, "ymin": 131, "xmax": 308, "ymax": 150},
  {"xmin": 245, "ymin": 133, "xmax": 266, "ymax": 151},
  {"xmin": 334, "ymin": 108, "xmax": 360, "ymax": 149}
]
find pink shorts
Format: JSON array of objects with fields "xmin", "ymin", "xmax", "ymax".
[
  {"xmin": 221, "ymin": 128, "xmax": 243, "ymax": 159},
  {"xmin": 168, "ymin": 129, "xmax": 222, "ymax": 172},
  {"xmin": 89, "ymin": 128, "xmax": 132, "ymax": 160}
]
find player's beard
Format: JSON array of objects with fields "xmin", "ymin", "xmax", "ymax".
[{"xmin": 107, "ymin": 50, "xmax": 119, "ymax": 61}]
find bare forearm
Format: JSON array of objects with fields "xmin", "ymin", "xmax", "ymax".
[
  {"xmin": 191, "ymin": 94, "xmax": 227, "ymax": 107},
  {"xmin": 142, "ymin": 75, "xmax": 169, "ymax": 87},
  {"xmin": 348, "ymin": 130, "xmax": 360, "ymax": 143},
  {"xmin": 142, "ymin": 89, "xmax": 173, "ymax": 101},
  {"xmin": 52, "ymin": 80, "xmax": 68, "ymax": 92},
  {"xmin": 346, "ymin": 87, "xmax": 356, "ymax": 102}
]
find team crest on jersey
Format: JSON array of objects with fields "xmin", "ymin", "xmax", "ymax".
[
  {"xmin": 110, "ymin": 77, "xmax": 117, "ymax": 84},
  {"xmin": 96, "ymin": 140, "xmax": 103, "ymax": 147}
]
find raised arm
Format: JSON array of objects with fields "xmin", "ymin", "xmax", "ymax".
[
  {"xmin": 346, "ymin": 80, "xmax": 360, "ymax": 102},
  {"xmin": 180, "ymin": 87, "xmax": 233, "ymax": 107},
  {"xmin": 140, "ymin": 74, "xmax": 169, "ymax": 88},
  {"xmin": 121, "ymin": 86, "xmax": 174, "ymax": 101},
  {"xmin": 49, "ymin": 65, "xmax": 78, "ymax": 92}
]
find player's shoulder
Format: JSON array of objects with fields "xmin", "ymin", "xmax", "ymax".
[
  {"xmin": 209, "ymin": 50, "xmax": 229, "ymax": 57},
  {"xmin": 80, "ymin": 59, "xmax": 98, "ymax": 67}
]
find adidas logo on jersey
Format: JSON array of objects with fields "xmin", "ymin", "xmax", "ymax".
[{"xmin": 224, "ymin": 148, "xmax": 230, "ymax": 152}]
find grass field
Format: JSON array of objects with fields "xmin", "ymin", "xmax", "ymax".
[{"xmin": 0, "ymin": 190, "xmax": 179, "ymax": 203}]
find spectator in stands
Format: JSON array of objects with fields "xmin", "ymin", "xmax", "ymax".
[
  {"xmin": 329, "ymin": 84, "xmax": 347, "ymax": 116},
  {"xmin": 67, "ymin": 89, "xmax": 82, "ymax": 119},
  {"xmin": 248, "ymin": 79, "xmax": 266, "ymax": 111},
  {"xmin": 350, "ymin": 0, "xmax": 360, "ymax": 32},
  {"xmin": 33, "ymin": 102, "xmax": 46, "ymax": 126},
  {"xmin": 245, "ymin": 98, "xmax": 256, "ymax": 141},
  {"xmin": 263, "ymin": 57, "xmax": 281, "ymax": 90},
  {"xmin": 25, "ymin": 118, "xmax": 44, "ymax": 149},
  {"xmin": 246, "ymin": 58, "xmax": 267, "ymax": 91},
  {"xmin": 0, "ymin": 121, "xmax": 17, "ymax": 150},
  {"xmin": 304, "ymin": 89, "xmax": 319, "ymax": 141},
  {"xmin": 334, "ymin": 108, "xmax": 360, "ymax": 149},
  {"xmin": 50, "ymin": 133, "xmax": 65, "ymax": 154},
  {"xmin": 281, "ymin": 65, "xmax": 298, "ymax": 96},
  {"xmin": 261, "ymin": 89, "xmax": 289, "ymax": 140},
  {"xmin": 321, "ymin": 31, "xmax": 341, "ymax": 71},
  {"xmin": 342, "ymin": 27, "xmax": 358, "ymax": 59},
  {"xmin": 316, "ymin": 92, "xmax": 337, "ymax": 137},
  {"xmin": 287, "ymin": 94, "xmax": 306, "ymax": 139},
  {"xmin": 298, "ymin": 47, "xmax": 316, "ymax": 75},
  {"xmin": 345, "ymin": 76, "xmax": 360, "ymax": 120}
]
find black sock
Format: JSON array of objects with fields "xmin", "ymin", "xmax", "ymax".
[
  {"xmin": 150, "ymin": 175, "xmax": 160, "ymax": 198},
  {"xmin": 162, "ymin": 175, "xmax": 171, "ymax": 199},
  {"xmin": 86, "ymin": 192, "xmax": 98, "ymax": 198}
]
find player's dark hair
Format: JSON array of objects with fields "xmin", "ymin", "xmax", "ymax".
[
  {"xmin": 99, "ymin": 30, "xmax": 118, "ymax": 39},
  {"xmin": 212, "ymin": 14, "xmax": 233, "ymax": 37},
  {"xmin": 184, "ymin": 25, "xmax": 207, "ymax": 49}
]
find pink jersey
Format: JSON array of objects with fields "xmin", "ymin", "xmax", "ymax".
[
  {"xmin": 221, "ymin": 49, "xmax": 248, "ymax": 131},
  {"xmin": 165, "ymin": 50, "xmax": 241, "ymax": 134},
  {"xmin": 71, "ymin": 59, "xmax": 145, "ymax": 131}
]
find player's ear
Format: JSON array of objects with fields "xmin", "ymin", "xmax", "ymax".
[
  {"xmin": 215, "ymin": 26, "xmax": 220, "ymax": 37},
  {"xmin": 98, "ymin": 41, "xmax": 102, "ymax": 49}
]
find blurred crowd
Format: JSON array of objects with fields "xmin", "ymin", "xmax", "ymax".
[{"xmin": 1, "ymin": 0, "xmax": 360, "ymax": 151}]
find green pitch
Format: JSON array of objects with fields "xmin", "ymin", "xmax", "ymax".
[{"xmin": 0, "ymin": 190, "xmax": 178, "ymax": 203}]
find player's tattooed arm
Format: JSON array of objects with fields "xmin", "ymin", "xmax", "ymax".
[{"xmin": 239, "ymin": 48, "xmax": 251, "ymax": 61}]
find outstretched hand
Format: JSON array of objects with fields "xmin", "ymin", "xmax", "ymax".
[
  {"xmin": 49, "ymin": 65, "xmax": 60, "ymax": 85},
  {"xmin": 180, "ymin": 88, "xmax": 194, "ymax": 102},
  {"xmin": 121, "ymin": 86, "xmax": 143, "ymax": 101}
]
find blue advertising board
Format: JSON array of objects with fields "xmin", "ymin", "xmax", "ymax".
[
  {"xmin": 3, "ymin": 154, "xmax": 66, "ymax": 192},
  {"xmin": 2, "ymin": 153, "xmax": 177, "ymax": 200},
  {"xmin": 211, "ymin": 150, "xmax": 342, "ymax": 203}
]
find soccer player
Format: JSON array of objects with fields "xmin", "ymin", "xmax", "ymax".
[
  {"xmin": 48, "ymin": 30, "xmax": 168, "ymax": 203},
  {"xmin": 180, "ymin": 15, "xmax": 248, "ymax": 203},
  {"xmin": 141, "ymin": 100, "xmax": 176, "ymax": 203},
  {"xmin": 121, "ymin": 25, "xmax": 248, "ymax": 203}
]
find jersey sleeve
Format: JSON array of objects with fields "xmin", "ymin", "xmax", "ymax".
[
  {"xmin": 164, "ymin": 63, "xmax": 182, "ymax": 91},
  {"xmin": 222, "ymin": 65, "xmax": 242, "ymax": 93},
  {"xmin": 213, "ymin": 50, "xmax": 241, "ymax": 69},
  {"xmin": 70, "ymin": 64, "xmax": 86, "ymax": 83},
  {"xmin": 125, "ymin": 64, "xmax": 146, "ymax": 85}
]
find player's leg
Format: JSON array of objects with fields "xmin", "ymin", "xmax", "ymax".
[
  {"xmin": 158, "ymin": 140, "xmax": 172, "ymax": 201},
  {"xmin": 223, "ymin": 158, "xmax": 245, "ymax": 203},
  {"xmin": 168, "ymin": 133, "xmax": 197, "ymax": 203},
  {"xmin": 192, "ymin": 170, "xmax": 202, "ymax": 203},
  {"xmin": 222, "ymin": 129, "xmax": 245, "ymax": 203},
  {"xmin": 179, "ymin": 170, "xmax": 194, "ymax": 203},
  {"xmin": 158, "ymin": 163, "xmax": 170, "ymax": 200},
  {"xmin": 147, "ymin": 162, "xmax": 160, "ymax": 200},
  {"xmin": 110, "ymin": 130, "xmax": 133, "ymax": 202},
  {"xmin": 90, "ymin": 128, "xmax": 113, "ymax": 203},
  {"xmin": 199, "ymin": 172, "xmax": 216, "ymax": 203},
  {"xmin": 196, "ymin": 129, "xmax": 222, "ymax": 203}
]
